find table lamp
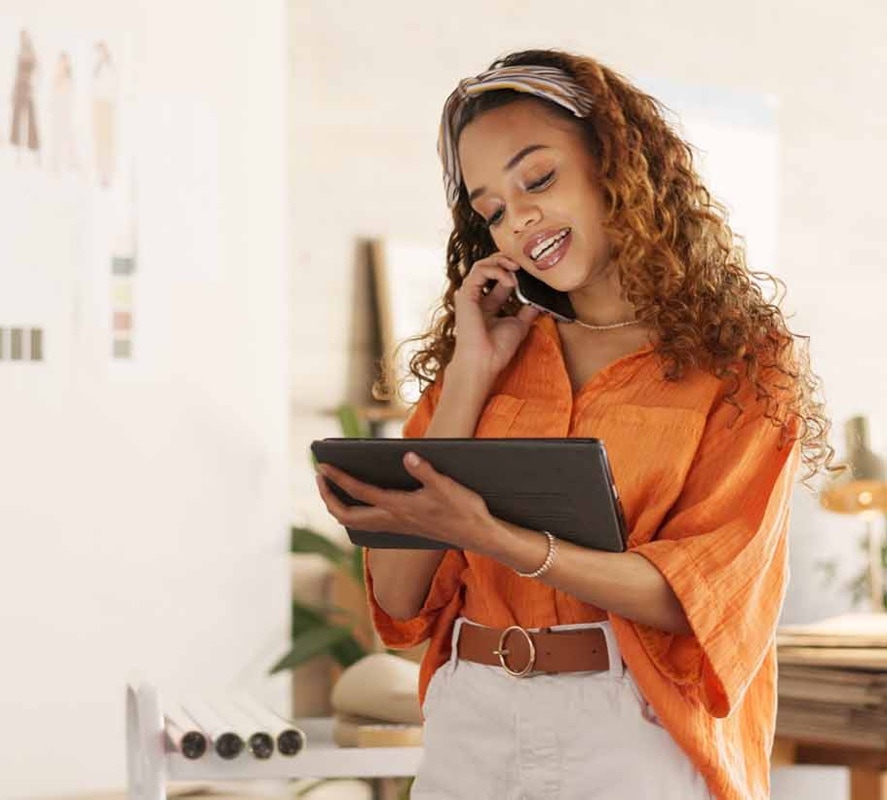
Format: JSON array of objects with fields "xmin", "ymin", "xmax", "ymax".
[{"xmin": 820, "ymin": 415, "xmax": 887, "ymax": 612}]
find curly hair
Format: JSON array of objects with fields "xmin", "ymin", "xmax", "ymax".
[{"xmin": 397, "ymin": 48, "xmax": 833, "ymax": 482}]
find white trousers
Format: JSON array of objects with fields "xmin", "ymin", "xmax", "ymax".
[{"xmin": 411, "ymin": 618, "xmax": 713, "ymax": 800}]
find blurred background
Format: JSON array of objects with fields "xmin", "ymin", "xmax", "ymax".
[{"xmin": 0, "ymin": 0, "xmax": 885, "ymax": 798}]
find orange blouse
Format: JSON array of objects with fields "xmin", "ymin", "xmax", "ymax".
[{"xmin": 364, "ymin": 314, "xmax": 799, "ymax": 800}]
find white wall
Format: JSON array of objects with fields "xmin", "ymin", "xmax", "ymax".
[
  {"xmin": 0, "ymin": 1, "xmax": 290, "ymax": 797},
  {"xmin": 289, "ymin": 2, "xmax": 887, "ymax": 797}
]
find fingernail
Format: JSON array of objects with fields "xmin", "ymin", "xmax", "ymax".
[{"xmin": 405, "ymin": 452, "xmax": 420, "ymax": 467}]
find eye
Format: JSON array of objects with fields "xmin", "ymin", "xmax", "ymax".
[
  {"xmin": 480, "ymin": 169, "xmax": 555, "ymax": 229},
  {"xmin": 485, "ymin": 207, "xmax": 505, "ymax": 228},
  {"xmin": 526, "ymin": 170, "xmax": 555, "ymax": 191}
]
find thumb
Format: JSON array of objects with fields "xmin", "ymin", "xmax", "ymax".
[{"xmin": 516, "ymin": 304, "xmax": 541, "ymax": 326}]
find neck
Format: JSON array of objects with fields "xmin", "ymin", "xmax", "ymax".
[{"xmin": 568, "ymin": 266, "xmax": 637, "ymax": 327}]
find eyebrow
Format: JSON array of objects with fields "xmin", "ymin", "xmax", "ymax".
[{"xmin": 467, "ymin": 144, "xmax": 550, "ymax": 203}]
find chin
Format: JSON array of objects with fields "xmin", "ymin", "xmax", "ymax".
[{"xmin": 532, "ymin": 261, "xmax": 588, "ymax": 292}]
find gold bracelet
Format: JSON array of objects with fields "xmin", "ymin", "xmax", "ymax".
[{"xmin": 515, "ymin": 531, "xmax": 557, "ymax": 578}]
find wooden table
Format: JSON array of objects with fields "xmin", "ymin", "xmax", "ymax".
[{"xmin": 774, "ymin": 614, "xmax": 887, "ymax": 799}]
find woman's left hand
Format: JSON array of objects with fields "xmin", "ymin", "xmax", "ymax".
[{"xmin": 315, "ymin": 451, "xmax": 498, "ymax": 553}]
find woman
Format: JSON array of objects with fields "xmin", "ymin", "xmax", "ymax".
[
  {"xmin": 316, "ymin": 49, "xmax": 832, "ymax": 799},
  {"xmin": 92, "ymin": 40, "xmax": 117, "ymax": 188},
  {"xmin": 50, "ymin": 52, "xmax": 79, "ymax": 173},
  {"xmin": 10, "ymin": 30, "xmax": 40, "ymax": 159}
]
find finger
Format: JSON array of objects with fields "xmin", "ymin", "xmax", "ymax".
[
  {"xmin": 316, "ymin": 472, "xmax": 347, "ymax": 515},
  {"xmin": 464, "ymin": 264, "xmax": 518, "ymax": 290},
  {"xmin": 515, "ymin": 303, "xmax": 541, "ymax": 325},
  {"xmin": 316, "ymin": 473, "xmax": 354, "ymax": 524},
  {"xmin": 316, "ymin": 463, "xmax": 390, "ymax": 508},
  {"xmin": 479, "ymin": 279, "xmax": 514, "ymax": 315},
  {"xmin": 457, "ymin": 267, "xmax": 517, "ymax": 307},
  {"xmin": 402, "ymin": 452, "xmax": 457, "ymax": 493},
  {"xmin": 316, "ymin": 473, "xmax": 401, "ymax": 530},
  {"xmin": 317, "ymin": 462, "xmax": 417, "ymax": 511},
  {"xmin": 474, "ymin": 253, "xmax": 521, "ymax": 272}
]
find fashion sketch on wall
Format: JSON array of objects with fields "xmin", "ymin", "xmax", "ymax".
[
  {"xmin": 92, "ymin": 40, "xmax": 117, "ymax": 188},
  {"xmin": 9, "ymin": 29, "xmax": 41, "ymax": 164},
  {"xmin": 0, "ymin": 21, "xmax": 137, "ymax": 374},
  {"xmin": 50, "ymin": 51, "xmax": 78, "ymax": 173}
]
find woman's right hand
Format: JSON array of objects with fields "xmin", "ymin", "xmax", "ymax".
[{"xmin": 451, "ymin": 253, "xmax": 540, "ymax": 381}]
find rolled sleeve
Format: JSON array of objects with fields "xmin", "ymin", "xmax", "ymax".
[
  {"xmin": 364, "ymin": 549, "xmax": 466, "ymax": 649},
  {"xmin": 629, "ymin": 388, "xmax": 799, "ymax": 718}
]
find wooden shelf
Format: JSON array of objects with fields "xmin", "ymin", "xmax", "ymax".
[{"xmin": 318, "ymin": 404, "xmax": 410, "ymax": 424}]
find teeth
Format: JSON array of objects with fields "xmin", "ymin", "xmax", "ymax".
[{"xmin": 531, "ymin": 229, "xmax": 569, "ymax": 260}]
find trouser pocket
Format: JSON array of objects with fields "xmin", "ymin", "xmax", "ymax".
[
  {"xmin": 625, "ymin": 670, "xmax": 665, "ymax": 728},
  {"xmin": 421, "ymin": 662, "xmax": 452, "ymax": 719}
]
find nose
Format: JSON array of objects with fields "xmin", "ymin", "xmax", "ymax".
[{"xmin": 510, "ymin": 199, "xmax": 541, "ymax": 234}]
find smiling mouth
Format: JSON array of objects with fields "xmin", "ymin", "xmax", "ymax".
[
  {"xmin": 530, "ymin": 228, "xmax": 571, "ymax": 261},
  {"xmin": 530, "ymin": 228, "xmax": 572, "ymax": 270}
]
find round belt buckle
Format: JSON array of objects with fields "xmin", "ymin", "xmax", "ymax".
[{"xmin": 493, "ymin": 625, "xmax": 536, "ymax": 678}]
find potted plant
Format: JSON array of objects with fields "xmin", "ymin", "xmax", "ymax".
[
  {"xmin": 271, "ymin": 405, "xmax": 374, "ymax": 677},
  {"xmin": 271, "ymin": 405, "xmax": 415, "ymax": 799}
]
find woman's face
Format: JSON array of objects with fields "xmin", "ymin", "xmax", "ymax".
[{"xmin": 457, "ymin": 98, "xmax": 611, "ymax": 293}]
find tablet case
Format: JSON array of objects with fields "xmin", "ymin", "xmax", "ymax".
[{"xmin": 311, "ymin": 438, "xmax": 626, "ymax": 553}]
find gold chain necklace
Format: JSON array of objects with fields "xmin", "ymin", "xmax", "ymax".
[{"xmin": 572, "ymin": 317, "xmax": 642, "ymax": 332}]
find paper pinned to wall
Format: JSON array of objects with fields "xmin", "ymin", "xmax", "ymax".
[{"xmin": 0, "ymin": 21, "xmax": 137, "ymax": 376}]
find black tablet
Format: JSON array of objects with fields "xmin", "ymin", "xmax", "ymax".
[{"xmin": 311, "ymin": 438, "xmax": 626, "ymax": 553}]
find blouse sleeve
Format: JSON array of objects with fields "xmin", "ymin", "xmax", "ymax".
[
  {"xmin": 363, "ymin": 379, "xmax": 467, "ymax": 649},
  {"xmin": 626, "ymin": 380, "xmax": 800, "ymax": 718}
]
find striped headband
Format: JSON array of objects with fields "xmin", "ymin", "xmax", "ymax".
[{"xmin": 437, "ymin": 64, "xmax": 595, "ymax": 208}]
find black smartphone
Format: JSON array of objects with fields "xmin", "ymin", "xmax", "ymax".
[{"xmin": 514, "ymin": 268, "xmax": 576, "ymax": 323}]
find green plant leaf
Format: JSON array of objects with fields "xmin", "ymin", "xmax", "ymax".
[
  {"xmin": 327, "ymin": 605, "xmax": 369, "ymax": 630},
  {"xmin": 330, "ymin": 634, "xmax": 369, "ymax": 668},
  {"xmin": 348, "ymin": 545, "xmax": 365, "ymax": 586},
  {"xmin": 292, "ymin": 598, "xmax": 366, "ymax": 631},
  {"xmin": 290, "ymin": 600, "xmax": 330, "ymax": 636},
  {"xmin": 336, "ymin": 404, "xmax": 370, "ymax": 439},
  {"xmin": 814, "ymin": 559, "xmax": 838, "ymax": 586},
  {"xmin": 293, "ymin": 597, "xmax": 365, "ymax": 622},
  {"xmin": 269, "ymin": 625, "xmax": 355, "ymax": 674},
  {"xmin": 288, "ymin": 600, "xmax": 369, "ymax": 668},
  {"xmin": 290, "ymin": 526, "xmax": 348, "ymax": 566}
]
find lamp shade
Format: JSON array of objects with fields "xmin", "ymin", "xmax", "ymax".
[{"xmin": 820, "ymin": 416, "xmax": 887, "ymax": 515}]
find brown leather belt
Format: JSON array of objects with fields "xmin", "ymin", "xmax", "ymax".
[{"xmin": 456, "ymin": 623, "xmax": 610, "ymax": 677}]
